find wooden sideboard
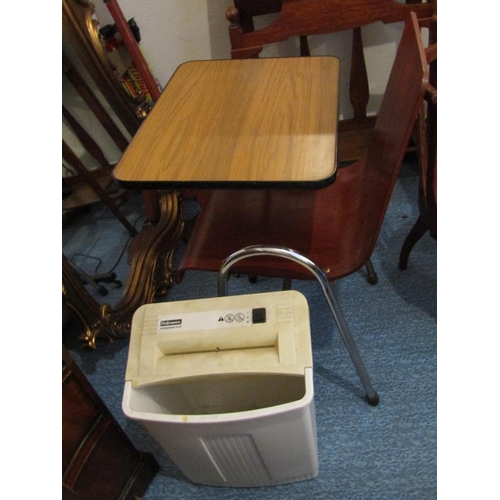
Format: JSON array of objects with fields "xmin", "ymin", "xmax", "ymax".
[{"xmin": 62, "ymin": 346, "xmax": 158, "ymax": 499}]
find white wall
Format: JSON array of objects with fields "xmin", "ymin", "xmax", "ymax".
[{"xmin": 91, "ymin": 0, "xmax": 405, "ymax": 120}]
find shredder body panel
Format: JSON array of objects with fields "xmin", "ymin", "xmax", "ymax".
[{"xmin": 122, "ymin": 291, "xmax": 318, "ymax": 487}]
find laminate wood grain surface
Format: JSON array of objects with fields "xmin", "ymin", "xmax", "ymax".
[{"xmin": 113, "ymin": 57, "xmax": 339, "ymax": 189}]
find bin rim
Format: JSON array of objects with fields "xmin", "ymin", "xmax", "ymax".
[{"xmin": 122, "ymin": 367, "xmax": 314, "ymax": 424}]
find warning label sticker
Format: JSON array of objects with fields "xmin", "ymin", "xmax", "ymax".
[{"xmin": 157, "ymin": 308, "xmax": 252, "ymax": 333}]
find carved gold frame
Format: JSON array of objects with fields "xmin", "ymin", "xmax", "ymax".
[
  {"xmin": 63, "ymin": 191, "xmax": 184, "ymax": 348},
  {"xmin": 62, "ymin": 0, "xmax": 149, "ymax": 135},
  {"xmin": 62, "ymin": 0, "xmax": 185, "ymax": 348}
]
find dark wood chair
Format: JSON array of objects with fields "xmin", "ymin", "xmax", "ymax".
[
  {"xmin": 175, "ymin": 13, "xmax": 429, "ymax": 403},
  {"xmin": 225, "ymin": 0, "xmax": 434, "ymax": 165},
  {"xmin": 62, "ymin": 52, "xmax": 138, "ymax": 237},
  {"xmin": 399, "ymin": 14, "xmax": 437, "ymax": 270}
]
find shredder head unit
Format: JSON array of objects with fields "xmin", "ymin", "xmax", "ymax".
[
  {"xmin": 125, "ymin": 290, "xmax": 313, "ymax": 386},
  {"xmin": 122, "ymin": 290, "xmax": 318, "ymax": 487}
]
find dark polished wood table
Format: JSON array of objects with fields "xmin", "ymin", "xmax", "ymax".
[{"xmin": 113, "ymin": 57, "xmax": 339, "ymax": 190}]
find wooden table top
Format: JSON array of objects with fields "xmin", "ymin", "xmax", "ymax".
[{"xmin": 113, "ymin": 57, "xmax": 339, "ymax": 189}]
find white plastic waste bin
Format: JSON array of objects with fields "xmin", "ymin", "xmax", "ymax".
[{"xmin": 122, "ymin": 290, "xmax": 317, "ymax": 487}]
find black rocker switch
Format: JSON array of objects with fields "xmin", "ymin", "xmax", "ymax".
[{"xmin": 252, "ymin": 308, "xmax": 266, "ymax": 324}]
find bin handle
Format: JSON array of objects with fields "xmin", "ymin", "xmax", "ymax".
[{"xmin": 217, "ymin": 245, "xmax": 379, "ymax": 406}]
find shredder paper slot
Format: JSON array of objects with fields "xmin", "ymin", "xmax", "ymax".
[{"xmin": 155, "ymin": 329, "xmax": 278, "ymax": 356}]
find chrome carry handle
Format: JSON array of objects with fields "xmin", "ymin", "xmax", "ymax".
[{"xmin": 217, "ymin": 245, "xmax": 379, "ymax": 406}]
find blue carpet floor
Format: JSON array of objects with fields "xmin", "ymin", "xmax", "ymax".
[{"xmin": 63, "ymin": 159, "xmax": 437, "ymax": 499}]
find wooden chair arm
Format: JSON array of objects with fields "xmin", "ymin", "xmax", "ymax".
[
  {"xmin": 418, "ymin": 14, "xmax": 437, "ymax": 30},
  {"xmin": 424, "ymin": 83, "xmax": 437, "ymax": 105},
  {"xmin": 425, "ymin": 43, "xmax": 437, "ymax": 64}
]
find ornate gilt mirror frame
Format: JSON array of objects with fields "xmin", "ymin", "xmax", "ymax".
[
  {"xmin": 62, "ymin": 0, "xmax": 148, "ymax": 135},
  {"xmin": 62, "ymin": 0, "xmax": 184, "ymax": 348}
]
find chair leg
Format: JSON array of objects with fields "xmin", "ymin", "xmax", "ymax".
[
  {"xmin": 399, "ymin": 215, "xmax": 428, "ymax": 270},
  {"xmin": 218, "ymin": 245, "xmax": 379, "ymax": 406},
  {"xmin": 322, "ymin": 282, "xmax": 379, "ymax": 406},
  {"xmin": 365, "ymin": 259, "xmax": 378, "ymax": 284}
]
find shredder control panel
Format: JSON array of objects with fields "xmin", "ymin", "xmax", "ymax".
[{"xmin": 157, "ymin": 307, "xmax": 266, "ymax": 333}]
